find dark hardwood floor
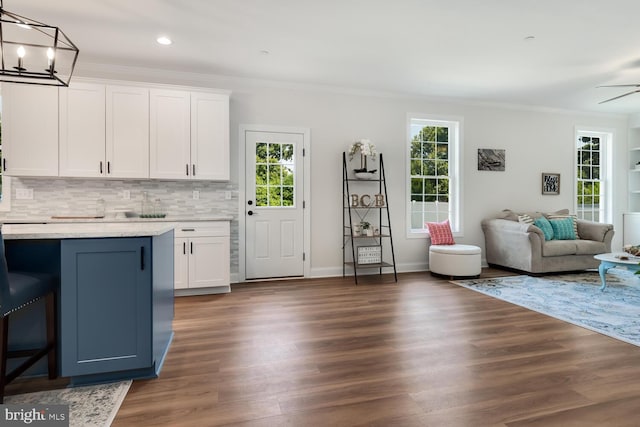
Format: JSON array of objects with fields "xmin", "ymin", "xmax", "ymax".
[{"xmin": 9, "ymin": 268, "xmax": 640, "ymax": 426}]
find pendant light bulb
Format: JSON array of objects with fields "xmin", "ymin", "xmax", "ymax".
[
  {"xmin": 45, "ymin": 48, "xmax": 56, "ymax": 72},
  {"xmin": 15, "ymin": 45, "xmax": 26, "ymax": 72},
  {"xmin": 47, "ymin": 47, "xmax": 54, "ymax": 67}
]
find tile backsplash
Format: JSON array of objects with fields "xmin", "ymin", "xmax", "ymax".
[{"xmin": 2, "ymin": 177, "xmax": 240, "ymax": 275}]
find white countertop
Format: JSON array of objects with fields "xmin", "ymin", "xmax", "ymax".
[
  {"xmin": 2, "ymin": 222, "xmax": 176, "ymax": 240},
  {"xmin": 0, "ymin": 215, "xmax": 233, "ymax": 224}
]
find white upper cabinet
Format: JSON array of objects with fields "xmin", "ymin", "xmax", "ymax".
[
  {"xmin": 60, "ymin": 83, "xmax": 149, "ymax": 178},
  {"xmin": 2, "ymin": 83, "xmax": 59, "ymax": 177},
  {"xmin": 149, "ymin": 89, "xmax": 191, "ymax": 179},
  {"xmin": 191, "ymin": 92, "xmax": 230, "ymax": 181},
  {"xmin": 3, "ymin": 80, "xmax": 228, "ymax": 181},
  {"xmin": 150, "ymin": 89, "xmax": 229, "ymax": 180},
  {"xmin": 59, "ymin": 83, "xmax": 106, "ymax": 177},
  {"xmin": 106, "ymin": 86, "xmax": 149, "ymax": 178}
]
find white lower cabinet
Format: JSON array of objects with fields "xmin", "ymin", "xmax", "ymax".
[{"xmin": 173, "ymin": 221, "xmax": 230, "ymax": 294}]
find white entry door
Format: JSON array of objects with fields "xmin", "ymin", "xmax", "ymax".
[{"xmin": 245, "ymin": 130, "xmax": 305, "ymax": 279}]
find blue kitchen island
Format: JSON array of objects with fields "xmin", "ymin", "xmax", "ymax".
[{"xmin": 2, "ymin": 223, "xmax": 174, "ymax": 385}]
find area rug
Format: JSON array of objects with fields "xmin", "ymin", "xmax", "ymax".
[
  {"xmin": 4, "ymin": 380, "xmax": 132, "ymax": 427},
  {"xmin": 451, "ymin": 269, "xmax": 640, "ymax": 347}
]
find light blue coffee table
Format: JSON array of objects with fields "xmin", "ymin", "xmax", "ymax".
[{"xmin": 594, "ymin": 253, "xmax": 640, "ymax": 291}]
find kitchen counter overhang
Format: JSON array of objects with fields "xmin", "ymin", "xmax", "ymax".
[{"xmin": 2, "ymin": 222, "xmax": 175, "ymax": 240}]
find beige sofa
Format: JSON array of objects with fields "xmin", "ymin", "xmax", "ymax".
[{"xmin": 481, "ymin": 209, "xmax": 614, "ymax": 274}]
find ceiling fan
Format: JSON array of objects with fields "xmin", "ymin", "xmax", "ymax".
[{"xmin": 598, "ymin": 84, "xmax": 640, "ymax": 104}]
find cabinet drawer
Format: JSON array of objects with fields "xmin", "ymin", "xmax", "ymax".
[{"xmin": 174, "ymin": 221, "xmax": 230, "ymax": 237}]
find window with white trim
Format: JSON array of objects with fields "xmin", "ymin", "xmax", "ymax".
[
  {"xmin": 575, "ymin": 130, "xmax": 611, "ymax": 223},
  {"xmin": 407, "ymin": 115, "xmax": 461, "ymax": 236}
]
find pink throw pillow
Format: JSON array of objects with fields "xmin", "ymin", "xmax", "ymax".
[{"xmin": 426, "ymin": 220, "xmax": 455, "ymax": 245}]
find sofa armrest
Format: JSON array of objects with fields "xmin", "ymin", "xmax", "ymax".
[
  {"xmin": 576, "ymin": 220, "xmax": 613, "ymax": 242},
  {"xmin": 481, "ymin": 218, "xmax": 544, "ymax": 271}
]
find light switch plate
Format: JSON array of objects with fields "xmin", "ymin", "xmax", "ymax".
[
  {"xmin": 122, "ymin": 190, "xmax": 131, "ymax": 200},
  {"xmin": 193, "ymin": 190, "xmax": 200, "ymax": 200},
  {"xmin": 16, "ymin": 188, "xmax": 33, "ymax": 200}
]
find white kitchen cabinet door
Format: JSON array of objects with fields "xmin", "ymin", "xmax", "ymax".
[
  {"xmin": 191, "ymin": 92, "xmax": 229, "ymax": 181},
  {"xmin": 59, "ymin": 83, "xmax": 106, "ymax": 178},
  {"xmin": 106, "ymin": 86, "xmax": 149, "ymax": 178},
  {"xmin": 2, "ymin": 84, "xmax": 59, "ymax": 177},
  {"xmin": 174, "ymin": 237, "xmax": 189, "ymax": 290},
  {"xmin": 149, "ymin": 89, "xmax": 191, "ymax": 179},
  {"xmin": 188, "ymin": 236, "xmax": 230, "ymax": 289}
]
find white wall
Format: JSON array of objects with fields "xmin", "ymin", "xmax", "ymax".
[
  {"xmin": 52, "ymin": 65, "xmax": 635, "ymax": 277},
  {"xmin": 230, "ymin": 88, "xmax": 628, "ymax": 276}
]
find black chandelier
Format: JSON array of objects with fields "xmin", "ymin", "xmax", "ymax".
[{"xmin": 0, "ymin": 0, "xmax": 78, "ymax": 86}]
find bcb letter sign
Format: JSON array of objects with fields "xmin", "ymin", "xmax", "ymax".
[{"xmin": 350, "ymin": 193, "xmax": 385, "ymax": 207}]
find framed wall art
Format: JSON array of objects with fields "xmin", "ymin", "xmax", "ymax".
[
  {"xmin": 542, "ymin": 173, "xmax": 560, "ymax": 195},
  {"xmin": 477, "ymin": 148, "xmax": 505, "ymax": 171}
]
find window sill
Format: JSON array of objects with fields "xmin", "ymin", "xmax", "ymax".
[{"xmin": 407, "ymin": 230, "xmax": 463, "ymax": 240}]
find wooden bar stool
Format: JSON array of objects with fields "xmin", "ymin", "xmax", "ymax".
[{"xmin": 0, "ymin": 232, "xmax": 58, "ymax": 403}]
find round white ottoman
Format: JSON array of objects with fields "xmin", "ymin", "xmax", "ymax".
[{"xmin": 429, "ymin": 244, "xmax": 481, "ymax": 278}]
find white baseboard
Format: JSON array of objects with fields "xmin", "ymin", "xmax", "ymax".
[
  {"xmin": 309, "ymin": 261, "xmax": 429, "ymax": 279},
  {"xmin": 175, "ymin": 286, "xmax": 230, "ymax": 296},
  {"xmin": 229, "ymin": 260, "xmax": 489, "ymax": 284}
]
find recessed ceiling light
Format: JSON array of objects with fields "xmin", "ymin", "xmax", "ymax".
[
  {"xmin": 260, "ymin": 49, "xmax": 270, "ymax": 55},
  {"xmin": 157, "ymin": 36, "xmax": 172, "ymax": 46},
  {"xmin": 523, "ymin": 35, "xmax": 535, "ymax": 41}
]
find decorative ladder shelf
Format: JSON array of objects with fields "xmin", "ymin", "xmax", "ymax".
[{"xmin": 342, "ymin": 152, "xmax": 397, "ymax": 284}]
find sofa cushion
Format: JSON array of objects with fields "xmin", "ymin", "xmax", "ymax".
[
  {"xmin": 497, "ymin": 209, "xmax": 519, "ymax": 221},
  {"xmin": 575, "ymin": 239, "xmax": 608, "ymax": 255},
  {"xmin": 549, "ymin": 217, "xmax": 577, "ymax": 240},
  {"xmin": 426, "ymin": 220, "xmax": 455, "ymax": 245},
  {"xmin": 546, "ymin": 213, "xmax": 578, "ymax": 237},
  {"xmin": 542, "ymin": 240, "xmax": 578, "ymax": 256},
  {"xmin": 518, "ymin": 214, "xmax": 534, "ymax": 224},
  {"xmin": 534, "ymin": 217, "xmax": 554, "ymax": 241},
  {"xmin": 499, "ymin": 209, "xmax": 542, "ymax": 222},
  {"xmin": 542, "ymin": 239, "xmax": 608, "ymax": 257},
  {"xmin": 545, "ymin": 209, "xmax": 570, "ymax": 216},
  {"xmin": 577, "ymin": 220, "xmax": 613, "ymax": 242}
]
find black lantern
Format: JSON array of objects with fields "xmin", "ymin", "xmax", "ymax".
[{"xmin": 0, "ymin": 0, "xmax": 79, "ymax": 86}]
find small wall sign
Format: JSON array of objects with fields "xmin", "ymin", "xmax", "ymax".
[
  {"xmin": 542, "ymin": 172, "xmax": 560, "ymax": 195},
  {"xmin": 357, "ymin": 245, "xmax": 382, "ymax": 265}
]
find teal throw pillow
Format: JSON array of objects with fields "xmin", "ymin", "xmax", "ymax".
[
  {"xmin": 534, "ymin": 217, "xmax": 554, "ymax": 241},
  {"xmin": 549, "ymin": 218, "xmax": 577, "ymax": 240}
]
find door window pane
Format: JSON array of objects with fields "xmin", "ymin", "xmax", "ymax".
[{"xmin": 254, "ymin": 141, "xmax": 296, "ymax": 207}]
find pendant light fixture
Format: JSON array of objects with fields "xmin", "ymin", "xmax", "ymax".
[{"xmin": 0, "ymin": 0, "xmax": 79, "ymax": 86}]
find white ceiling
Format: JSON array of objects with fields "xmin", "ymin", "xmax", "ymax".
[{"xmin": 11, "ymin": 0, "xmax": 640, "ymax": 114}]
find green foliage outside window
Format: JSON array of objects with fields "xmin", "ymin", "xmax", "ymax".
[
  {"xmin": 576, "ymin": 136, "xmax": 602, "ymax": 220},
  {"xmin": 255, "ymin": 142, "xmax": 294, "ymax": 207},
  {"xmin": 410, "ymin": 126, "xmax": 449, "ymax": 202}
]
